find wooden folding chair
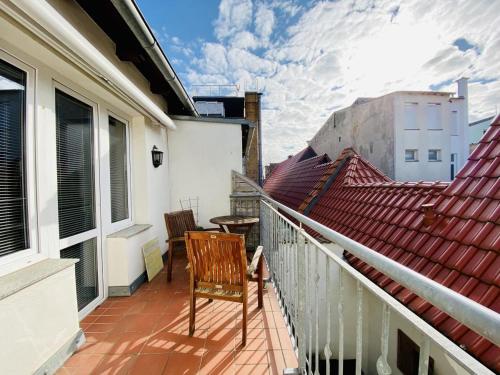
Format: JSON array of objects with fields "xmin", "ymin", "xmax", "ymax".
[
  {"xmin": 184, "ymin": 231, "xmax": 264, "ymax": 346},
  {"xmin": 164, "ymin": 209, "xmax": 219, "ymax": 282}
]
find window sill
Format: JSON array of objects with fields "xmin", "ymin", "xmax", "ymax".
[
  {"xmin": 405, "ymin": 160, "xmax": 419, "ymax": 162},
  {"xmin": 0, "ymin": 258, "xmax": 78, "ymax": 301},
  {"xmin": 428, "ymin": 160, "xmax": 442, "ymax": 162},
  {"xmin": 427, "ymin": 129, "xmax": 443, "ymax": 131},
  {"xmin": 107, "ymin": 224, "xmax": 152, "ymax": 239}
]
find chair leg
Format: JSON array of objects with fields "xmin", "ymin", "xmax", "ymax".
[
  {"xmin": 242, "ymin": 299, "xmax": 247, "ymax": 347},
  {"xmin": 167, "ymin": 240, "xmax": 174, "ymax": 282},
  {"xmin": 257, "ymin": 256, "xmax": 264, "ymax": 309},
  {"xmin": 189, "ymin": 292, "xmax": 196, "ymax": 336}
]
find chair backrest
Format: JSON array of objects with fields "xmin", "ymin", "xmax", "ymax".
[
  {"xmin": 164, "ymin": 210, "xmax": 197, "ymax": 238},
  {"xmin": 185, "ymin": 231, "xmax": 247, "ymax": 290}
]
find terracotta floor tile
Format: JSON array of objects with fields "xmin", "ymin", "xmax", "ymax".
[
  {"xmin": 205, "ymin": 329, "xmax": 236, "ymax": 352},
  {"xmin": 281, "ymin": 349, "xmax": 298, "ymax": 368},
  {"xmin": 232, "ymin": 364, "xmax": 271, "ymax": 374},
  {"xmin": 234, "ymin": 350, "xmax": 269, "ymax": 365},
  {"xmin": 102, "ymin": 332, "xmax": 149, "ymax": 354},
  {"xmin": 62, "ymin": 352, "xmax": 104, "ymax": 374},
  {"xmin": 199, "ymin": 350, "xmax": 235, "ymax": 375},
  {"xmin": 94, "ymin": 314, "xmax": 123, "ymax": 324},
  {"xmin": 268, "ymin": 350, "xmax": 286, "ymax": 375},
  {"xmin": 128, "ymin": 353, "xmax": 169, "ymax": 375},
  {"xmin": 85, "ymin": 323, "xmax": 115, "ymax": 334},
  {"xmin": 93, "ymin": 354, "xmax": 136, "ymax": 375},
  {"xmin": 61, "ymin": 260, "xmax": 297, "ymax": 374},
  {"xmin": 162, "ymin": 352, "xmax": 203, "ymax": 375},
  {"xmin": 143, "ymin": 329, "xmax": 206, "ymax": 354}
]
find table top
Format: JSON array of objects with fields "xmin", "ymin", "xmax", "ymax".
[{"xmin": 209, "ymin": 215, "xmax": 259, "ymax": 226}]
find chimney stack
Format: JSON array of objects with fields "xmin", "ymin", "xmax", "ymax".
[
  {"xmin": 457, "ymin": 77, "xmax": 469, "ymax": 99},
  {"xmin": 422, "ymin": 203, "xmax": 436, "ymax": 226}
]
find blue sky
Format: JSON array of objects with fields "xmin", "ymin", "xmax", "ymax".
[{"xmin": 137, "ymin": 0, "xmax": 500, "ymax": 164}]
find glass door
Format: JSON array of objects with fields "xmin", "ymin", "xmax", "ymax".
[{"xmin": 55, "ymin": 88, "xmax": 103, "ymax": 317}]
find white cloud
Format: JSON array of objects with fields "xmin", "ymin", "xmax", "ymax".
[
  {"xmin": 255, "ymin": 4, "xmax": 275, "ymax": 46},
  {"xmin": 214, "ymin": 0, "xmax": 253, "ymax": 40},
  {"xmin": 185, "ymin": 0, "xmax": 500, "ymax": 165}
]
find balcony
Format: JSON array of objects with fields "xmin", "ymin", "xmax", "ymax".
[{"xmin": 57, "ymin": 258, "xmax": 297, "ymax": 374}]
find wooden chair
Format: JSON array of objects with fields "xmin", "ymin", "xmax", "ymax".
[
  {"xmin": 184, "ymin": 231, "xmax": 264, "ymax": 346},
  {"xmin": 164, "ymin": 209, "xmax": 219, "ymax": 282}
]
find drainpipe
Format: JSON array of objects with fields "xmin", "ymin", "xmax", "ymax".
[{"xmin": 110, "ymin": 0, "xmax": 198, "ymax": 116}]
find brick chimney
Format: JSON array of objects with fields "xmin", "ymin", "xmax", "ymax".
[{"xmin": 244, "ymin": 92, "xmax": 262, "ymax": 185}]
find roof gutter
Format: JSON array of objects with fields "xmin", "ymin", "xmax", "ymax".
[
  {"xmin": 11, "ymin": 0, "xmax": 176, "ymax": 129},
  {"xmin": 110, "ymin": 0, "xmax": 198, "ymax": 116}
]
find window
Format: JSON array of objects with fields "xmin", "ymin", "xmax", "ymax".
[
  {"xmin": 109, "ymin": 116, "xmax": 129, "ymax": 223},
  {"xmin": 450, "ymin": 110, "xmax": 459, "ymax": 135},
  {"xmin": 427, "ymin": 103, "xmax": 441, "ymax": 130},
  {"xmin": 428, "ymin": 149, "xmax": 441, "ymax": 162},
  {"xmin": 405, "ymin": 149, "xmax": 418, "ymax": 162},
  {"xmin": 404, "ymin": 102, "xmax": 418, "ymax": 130},
  {"xmin": 397, "ymin": 329, "xmax": 434, "ymax": 375},
  {"xmin": 0, "ymin": 59, "xmax": 29, "ymax": 258},
  {"xmin": 55, "ymin": 89, "xmax": 96, "ymax": 239}
]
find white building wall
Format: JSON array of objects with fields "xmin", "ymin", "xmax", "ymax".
[
  {"xmin": 394, "ymin": 92, "xmax": 467, "ymax": 182},
  {"xmin": 168, "ymin": 119, "xmax": 243, "ymax": 228}
]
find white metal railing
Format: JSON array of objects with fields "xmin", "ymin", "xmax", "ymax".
[{"xmin": 260, "ymin": 197, "xmax": 499, "ymax": 375}]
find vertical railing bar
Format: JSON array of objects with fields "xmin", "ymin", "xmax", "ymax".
[
  {"xmin": 355, "ymin": 281, "xmax": 363, "ymax": 375},
  {"xmin": 338, "ymin": 267, "xmax": 344, "ymax": 375},
  {"xmin": 308, "ymin": 241, "xmax": 313, "ymax": 374},
  {"xmin": 418, "ymin": 336, "xmax": 431, "ymax": 375},
  {"xmin": 314, "ymin": 246, "xmax": 320, "ymax": 375},
  {"xmin": 297, "ymin": 229, "xmax": 307, "ymax": 370},
  {"xmin": 325, "ymin": 256, "xmax": 332, "ymax": 375}
]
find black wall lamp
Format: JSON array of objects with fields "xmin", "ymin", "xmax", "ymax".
[{"xmin": 151, "ymin": 145, "xmax": 163, "ymax": 168}]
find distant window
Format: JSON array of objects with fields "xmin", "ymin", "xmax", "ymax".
[
  {"xmin": 338, "ymin": 136, "xmax": 341, "ymax": 142},
  {"xmin": 450, "ymin": 110, "xmax": 459, "ymax": 135},
  {"xmin": 404, "ymin": 102, "xmax": 418, "ymax": 130},
  {"xmin": 397, "ymin": 329, "xmax": 434, "ymax": 375},
  {"xmin": 405, "ymin": 149, "xmax": 418, "ymax": 162},
  {"xmin": 369, "ymin": 142, "xmax": 374, "ymax": 153},
  {"xmin": 427, "ymin": 103, "xmax": 441, "ymax": 130},
  {"xmin": 428, "ymin": 149, "xmax": 441, "ymax": 162}
]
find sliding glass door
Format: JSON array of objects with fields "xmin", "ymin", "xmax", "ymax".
[{"xmin": 55, "ymin": 88, "xmax": 102, "ymax": 315}]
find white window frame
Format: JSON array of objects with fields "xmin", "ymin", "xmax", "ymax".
[
  {"xmin": 0, "ymin": 49, "xmax": 39, "ymax": 275},
  {"xmin": 427, "ymin": 103, "xmax": 442, "ymax": 130},
  {"xmin": 428, "ymin": 149, "xmax": 442, "ymax": 162},
  {"xmin": 405, "ymin": 149, "xmax": 418, "ymax": 162},
  {"xmin": 107, "ymin": 111, "xmax": 133, "ymax": 233},
  {"xmin": 403, "ymin": 102, "xmax": 419, "ymax": 130}
]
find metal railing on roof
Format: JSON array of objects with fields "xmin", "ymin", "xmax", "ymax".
[{"xmin": 260, "ymin": 196, "xmax": 499, "ymax": 375}]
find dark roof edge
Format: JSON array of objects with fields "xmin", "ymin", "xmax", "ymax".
[
  {"xmin": 469, "ymin": 116, "xmax": 495, "ymax": 126},
  {"xmin": 170, "ymin": 115, "xmax": 255, "ymax": 127}
]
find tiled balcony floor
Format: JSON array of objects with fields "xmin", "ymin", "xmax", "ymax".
[{"xmin": 58, "ymin": 259, "xmax": 297, "ymax": 374}]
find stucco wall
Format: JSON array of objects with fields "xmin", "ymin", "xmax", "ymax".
[
  {"xmin": 309, "ymin": 96, "xmax": 396, "ymax": 178},
  {"xmin": 0, "ymin": 266, "xmax": 80, "ymax": 375},
  {"xmin": 168, "ymin": 120, "xmax": 243, "ymax": 228}
]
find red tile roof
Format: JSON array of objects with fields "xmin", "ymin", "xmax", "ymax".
[
  {"xmin": 265, "ymin": 116, "xmax": 500, "ymax": 371},
  {"xmin": 263, "ymin": 147, "xmax": 333, "ymax": 211}
]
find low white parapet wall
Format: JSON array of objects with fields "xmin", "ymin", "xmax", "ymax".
[{"xmin": 0, "ymin": 259, "xmax": 81, "ymax": 375}]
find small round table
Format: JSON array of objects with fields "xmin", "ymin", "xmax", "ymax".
[{"xmin": 209, "ymin": 215, "xmax": 259, "ymax": 238}]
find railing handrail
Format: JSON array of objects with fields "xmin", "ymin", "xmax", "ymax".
[{"xmin": 262, "ymin": 196, "xmax": 500, "ymax": 346}]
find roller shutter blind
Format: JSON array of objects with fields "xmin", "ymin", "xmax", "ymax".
[
  {"xmin": 55, "ymin": 89, "xmax": 95, "ymax": 239},
  {"xmin": 109, "ymin": 116, "xmax": 129, "ymax": 223},
  {"xmin": 0, "ymin": 59, "xmax": 29, "ymax": 257}
]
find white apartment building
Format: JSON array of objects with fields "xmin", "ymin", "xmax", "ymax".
[{"xmin": 310, "ymin": 78, "xmax": 469, "ymax": 181}]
